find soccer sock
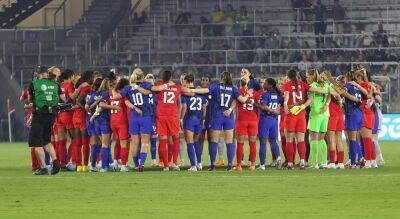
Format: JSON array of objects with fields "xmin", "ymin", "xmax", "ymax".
[
  {"xmin": 168, "ymin": 143, "xmax": 173, "ymax": 163},
  {"xmin": 31, "ymin": 147, "xmax": 39, "ymax": 170},
  {"xmin": 281, "ymin": 136, "xmax": 287, "ymax": 161},
  {"xmin": 101, "ymin": 147, "xmax": 110, "ymax": 170},
  {"xmin": 114, "ymin": 140, "xmax": 121, "ymax": 161},
  {"xmin": 310, "ymin": 140, "xmax": 318, "ymax": 165},
  {"xmin": 82, "ymin": 137, "xmax": 90, "ymax": 166},
  {"xmin": 349, "ymin": 140, "xmax": 357, "ymax": 165},
  {"xmin": 209, "ymin": 141, "xmax": 218, "ymax": 168},
  {"xmin": 44, "ymin": 150, "xmax": 50, "ymax": 165},
  {"xmin": 236, "ymin": 142, "xmax": 244, "ymax": 166},
  {"xmin": 58, "ymin": 139, "xmax": 67, "ymax": 167},
  {"xmin": 259, "ymin": 141, "xmax": 267, "ymax": 166},
  {"xmin": 90, "ymin": 144, "xmax": 100, "ymax": 168},
  {"xmin": 356, "ymin": 140, "xmax": 364, "ymax": 160},
  {"xmin": 337, "ymin": 151, "xmax": 344, "ymax": 164},
  {"xmin": 68, "ymin": 139, "xmax": 75, "ymax": 164},
  {"xmin": 172, "ymin": 137, "xmax": 180, "ymax": 165},
  {"xmin": 373, "ymin": 139, "xmax": 382, "ymax": 159},
  {"xmin": 297, "ymin": 141, "xmax": 306, "ymax": 160},
  {"xmin": 249, "ymin": 141, "xmax": 256, "ymax": 164},
  {"xmin": 133, "ymin": 156, "xmax": 139, "ymax": 167},
  {"xmin": 226, "ymin": 143, "xmax": 234, "ymax": 167},
  {"xmin": 293, "ymin": 142, "xmax": 297, "ymax": 163},
  {"xmin": 319, "ymin": 140, "xmax": 328, "ymax": 164},
  {"xmin": 218, "ymin": 137, "xmax": 224, "ymax": 159},
  {"xmin": 75, "ymin": 137, "xmax": 82, "ymax": 166},
  {"xmin": 120, "ymin": 147, "xmax": 128, "ymax": 165},
  {"xmin": 150, "ymin": 137, "xmax": 157, "ymax": 160},
  {"xmin": 285, "ymin": 142, "xmax": 294, "ymax": 163},
  {"xmin": 159, "ymin": 139, "xmax": 168, "ymax": 168},
  {"xmin": 187, "ymin": 143, "xmax": 196, "ymax": 167},
  {"xmin": 180, "ymin": 138, "xmax": 186, "ymax": 162},
  {"xmin": 329, "ymin": 150, "xmax": 336, "ymax": 164},
  {"xmin": 194, "ymin": 141, "xmax": 202, "ymax": 164},
  {"xmin": 139, "ymin": 151, "xmax": 147, "ymax": 166},
  {"xmin": 108, "ymin": 144, "xmax": 113, "ymax": 165},
  {"xmin": 269, "ymin": 139, "xmax": 280, "ymax": 159}
]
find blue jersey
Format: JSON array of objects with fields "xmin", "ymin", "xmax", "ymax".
[
  {"xmin": 86, "ymin": 90, "xmax": 97, "ymax": 117},
  {"xmin": 236, "ymin": 78, "xmax": 261, "ymax": 91},
  {"xmin": 259, "ymin": 91, "xmax": 282, "ymax": 118},
  {"xmin": 99, "ymin": 90, "xmax": 111, "ymax": 121},
  {"xmin": 209, "ymin": 83, "xmax": 239, "ymax": 119},
  {"xmin": 120, "ymin": 82, "xmax": 154, "ymax": 116},
  {"xmin": 182, "ymin": 92, "xmax": 207, "ymax": 120},
  {"xmin": 343, "ymin": 83, "xmax": 363, "ymax": 115},
  {"xmin": 148, "ymin": 91, "xmax": 157, "ymax": 116}
]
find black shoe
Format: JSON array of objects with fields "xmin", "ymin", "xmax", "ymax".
[
  {"xmin": 138, "ymin": 165, "xmax": 144, "ymax": 172},
  {"xmin": 34, "ymin": 168, "xmax": 48, "ymax": 175},
  {"xmin": 51, "ymin": 160, "xmax": 61, "ymax": 175},
  {"xmin": 208, "ymin": 165, "xmax": 215, "ymax": 171}
]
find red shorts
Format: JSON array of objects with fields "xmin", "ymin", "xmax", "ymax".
[
  {"xmin": 56, "ymin": 112, "xmax": 74, "ymax": 130},
  {"xmin": 72, "ymin": 110, "xmax": 87, "ymax": 131},
  {"xmin": 279, "ymin": 116, "xmax": 285, "ymax": 132},
  {"xmin": 285, "ymin": 113, "xmax": 306, "ymax": 133},
  {"xmin": 236, "ymin": 120, "xmax": 258, "ymax": 136},
  {"xmin": 363, "ymin": 112, "xmax": 375, "ymax": 130},
  {"xmin": 157, "ymin": 115, "xmax": 180, "ymax": 136},
  {"xmin": 111, "ymin": 123, "xmax": 129, "ymax": 140},
  {"xmin": 328, "ymin": 115, "xmax": 344, "ymax": 131}
]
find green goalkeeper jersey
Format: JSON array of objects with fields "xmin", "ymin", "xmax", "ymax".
[{"xmin": 308, "ymin": 82, "xmax": 330, "ymax": 117}]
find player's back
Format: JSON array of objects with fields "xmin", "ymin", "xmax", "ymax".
[
  {"xmin": 344, "ymin": 83, "xmax": 362, "ymax": 115},
  {"xmin": 156, "ymin": 82, "xmax": 182, "ymax": 117},
  {"xmin": 282, "ymin": 81, "xmax": 309, "ymax": 106},
  {"xmin": 237, "ymin": 87, "xmax": 260, "ymax": 121},
  {"xmin": 182, "ymin": 92, "xmax": 206, "ymax": 120},
  {"xmin": 260, "ymin": 91, "xmax": 282, "ymax": 118},
  {"xmin": 209, "ymin": 83, "xmax": 239, "ymax": 118}
]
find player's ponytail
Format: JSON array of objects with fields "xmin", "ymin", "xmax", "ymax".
[
  {"xmin": 287, "ymin": 69, "xmax": 300, "ymax": 96},
  {"xmin": 220, "ymin": 71, "xmax": 233, "ymax": 87},
  {"xmin": 184, "ymin": 73, "xmax": 195, "ymax": 84},
  {"xmin": 130, "ymin": 68, "xmax": 144, "ymax": 84}
]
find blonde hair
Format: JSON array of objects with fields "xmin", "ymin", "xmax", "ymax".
[
  {"xmin": 130, "ymin": 68, "xmax": 144, "ymax": 84},
  {"xmin": 98, "ymin": 78, "xmax": 110, "ymax": 91},
  {"xmin": 145, "ymin": 73, "xmax": 154, "ymax": 80}
]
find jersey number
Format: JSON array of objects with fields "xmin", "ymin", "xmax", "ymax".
[
  {"xmin": 163, "ymin": 92, "xmax": 175, "ymax": 104},
  {"xmin": 131, "ymin": 93, "xmax": 144, "ymax": 106},
  {"xmin": 220, "ymin": 93, "xmax": 231, "ymax": 107},
  {"xmin": 268, "ymin": 102, "xmax": 278, "ymax": 110},
  {"xmin": 189, "ymin": 97, "xmax": 202, "ymax": 110},
  {"xmin": 292, "ymin": 92, "xmax": 303, "ymax": 104},
  {"xmin": 110, "ymin": 101, "xmax": 120, "ymax": 114},
  {"xmin": 355, "ymin": 93, "xmax": 362, "ymax": 101},
  {"xmin": 242, "ymin": 99, "xmax": 254, "ymax": 111}
]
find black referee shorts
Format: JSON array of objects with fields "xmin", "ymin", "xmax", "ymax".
[{"xmin": 28, "ymin": 113, "xmax": 56, "ymax": 147}]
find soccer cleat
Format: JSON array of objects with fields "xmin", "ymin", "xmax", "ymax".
[
  {"xmin": 34, "ymin": 168, "xmax": 49, "ymax": 175},
  {"xmin": 226, "ymin": 165, "xmax": 233, "ymax": 171},
  {"xmin": 208, "ymin": 165, "xmax": 215, "ymax": 171},
  {"xmin": 159, "ymin": 162, "xmax": 165, "ymax": 168},
  {"xmin": 299, "ymin": 161, "xmax": 306, "ymax": 170},
  {"xmin": 162, "ymin": 167, "xmax": 170, "ymax": 172},
  {"xmin": 319, "ymin": 163, "xmax": 327, "ymax": 170},
  {"xmin": 257, "ymin": 165, "xmax": 265, "ymax": 171},
  {"xmin": 286, "ymin": 163, "xmax": 294, "ymax": 170},
  {"xmin": 234, "ymin": 165, "xmax": 243, "ymax": 171},
  {"xmin": 120, "ymin": 165, "xmax": 129, "ymax": 172},
  {"xmin": 249, "ymin": 165, "xmax": 256, "ymax": 171},
  {"xmin": 314, "ymin": 164, "xmax": 320, "ymax": 169},
  {"xmin": 138, "ymin": 165, "xmax": 144, "ymax": 172},
  {"xmin": 215, "ymin": 160, "xmax": 225, "ymax": 167},
  {"xmin": 247, "ymin": 161, "xmax": 253, "ymax": 167},
  {"xmin": 51, "ymin": 160, "xmax": 61, "ymax": 175},
  {"xmin": 179, "ymin": 160, "xmax": 185, "ymax": 167},
  {"xmin": 66, "ymin": 162, "xmax": 76, "ymax": 171},
  {"xmin": 337, "ymin": 163, "xmax": 345, "ymax": 170},
  {"xmin": 170, "ymin": 164, "xmax": 180, "ymax": 171},
  {"xmin": 364, "ymin": 160, "xmax": 372, "ymax": 169},
  {"xmin": 82, "ymin": 165, "xmax": 89, "ymax": 172},
  {"xmin": 269, "ymin": 160, "xmax": 277, "ymax": 167},
  {"xmin": 281, "ymin": 161, "xmax": 288, "ymax": 169},
  {"xmin": 327, "ymin": 163, "xmax": 336, "ymax": 169},
  {"xmin": 76, "ymin": 165, "xmax": 83, "ymax": 172},
  {"xmin": 188, "ymin": 166, "xmax": 197, "ymax": 172},
  {"xmin": 371, "ymin": 160, "xmax": 378, "ymax": 169},
  {"xmin": 196, "ymin": 163, "xmax": 202, "ymax": 171},
  {"xmin": 151, "ymin": 159, "xmax": 158, "ymax": 167},
  {"xmin": 274, "ymin": 160, "xmax": 281, "ymax": 169},
  {"xmin": 358, "ymin": 158, "xmax": 366, "ymax": 168},
  {"xmin": 376, "ymin": 156, "xmax": 385, "ymax": 166},
  {"xmin": 100, "ymin": 168, "xmax": 107, "ymax": 173},
  {"xmin": 89, "ymin": 165, "xmax": 98, "ymax": 172}
]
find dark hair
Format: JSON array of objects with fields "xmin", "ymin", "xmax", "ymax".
[
  {"xmin": 202, "ymin": 74, "xmax": 211, "ymax": 81},
  {"xmin": 220, "ymin": 71, "xmax": 233, "ymax": 86},
  {"xmin": 37, "ymin": 66, "xmax": 48, "ymax": 74},
  {"xmin": 266, "ymin": 78, "xmax": 278, "ymax": 93},
  {"xmin": 75, "ymin": 77, "xmax": 84, "ymax": 89},
  {"xmin": 184, "ymin": 74, "xmax": 195, "ymax": 83},
  {"xmin": 287, "ymin": 69, "xmax": 300, "ymax": 97},
  {"xmin": 116, "ymin": 78, "xmax": 129, "ymax": 90},
  {"xmin": 59, "ymin": 69, "xmax": 75, "ymax": 82},
  {"xmin": 92, "ymin": 78, "xmax": 103, "ymax": 91},
  {"xmin": 107, "ymin": 71, "xmax": 117, "ymax": 82},
  {"xmin": 162, "ymin": 70, "xmax": 172, "ymax": 82},
  {"xmin": 81, "ymin": 70, "xmax": 94, "ymax": 84}
]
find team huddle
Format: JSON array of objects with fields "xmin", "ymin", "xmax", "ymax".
[{"xmin": 21, "ymin": 65, "xmax": 385, "ymax": 173}]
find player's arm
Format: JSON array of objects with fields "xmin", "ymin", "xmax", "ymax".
[
  {"xmin": 99, "ymin": 101, "xmax": 120, "ymax": 110},
  {"xmin": 151, "ymin": 83, "xmax": 170, "ymax": 92},
  {"xmin": 137, "ymin": 86, "xmax": 152, "ymax": 95},
  {"xmin": 304, "ymin": 95, "xmax": 313, "ymax": 108},
  {"xmin": 236, "ymin": 93, "xmax": 250, "ymax": 104},
  {"xmin": 283, "ymin": 91, "xmax": 289, "ymax": 113},
  {"xmin": 184, "ymin": 87, "xmax": 210, "ymax": 94},
  {"xmin": 180, "ymin": 103, "xmax": 187, "ymax": 121},
  {"xmin": 308, "ymin": 86, "xmax": 328, "ymax": 94},
  {"xmin": 348, "ymin": 81, "xmax": 371, "ymax": 97},
  {"xmin": 201, "ymin": 103, "xmax": 207, "ymax": 120},
  {"xmin": 69, "ymin": 86, "xmax": 81, "ymax": 101},
  {"xmin": 124, "ymin": 99, "xmax": 143, "ymax": 115}
]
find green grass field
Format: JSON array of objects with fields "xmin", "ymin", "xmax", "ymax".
[{"xmin": 0, "ymin": 142, "xmax": 399, "ymax": 219}]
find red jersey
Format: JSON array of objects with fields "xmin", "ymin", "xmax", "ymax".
[
  {"xmin": 109, "ymin": 90, "xmax": 128, "ymax": 126},
  {"xmin": 360, "ymin": 81, "xmax": 373, "ymax": 115},
  {"xmin": 156, "ymin": 82, "xmax": 182, "ymax": 117},
  {"xmin": 20, "ymin": 89, "xmax": 32, "ymax": 126},
  {"xmin": 329, "ymin": 95, "xmax": 343, "ymax": 116},
  {"xmin": 74, "ymin": 85, "xmax": 91, "ymax": 118},
  {"xmin": 59, "ymin": 81, "xmax": 74, "ymax": 103},
  {"xmin": 282, "ymin": 81, "xmax": 310, "ymax": 106},
  {"xmin": 236, "ymin": 87, "xmax": 262, "ymax": 121}
]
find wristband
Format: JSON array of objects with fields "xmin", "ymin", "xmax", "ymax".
[{"xmin": 228, "ymin": 108, "xmax": 233, "ymax": 112}]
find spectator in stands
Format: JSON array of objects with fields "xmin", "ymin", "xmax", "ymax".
[
  {"xmin": 300, "ymin": 40, "xmax": 310, "ymax": 59},
  {"xmin": 139, "ymin": 11, "xmax": 147, "ymax": 24},
  {"xmin": 332, "ymin": 0, "xmax": 346, "ymax": 44},
  {"xmin": 253, "ymin": 48, "xmax": 266, "ymax": 64},
  {"xmin": 311, "ymin": 53, "xmax": 323, "ymax": 69},
  {"xmin": 281, "ymin": 41, "xmax": 300, "ymax": 63},
  {"xmin": 313, "ymin": 0, "xmax": 327, "ymax": 44},
  {"xmin": 225, "ymin": 4, "xmax": 236, "ymax": 36},
  {"xmin": 238, "ymin": 38, "xmax": 254, "ymax": 63},
  {"xmin": 303, "ymin": 0, "xmax": 314, "ymax": 32},
  {"xmin": 298, "ymin": 53, "xmax": 310, "ymax": 72},
  {"xmin": 373, "ymin": 23, "xmax": 389, "ymax": 47},
  {"xmin": 211, "ymin": 5, "xmax": 224, "ymax": 36},
  {"xmin": 292, "ymin": 0, "xmax": 303, "ymax": 33},
  {"xmin": 175, "ymin": 11, "xmax": 191, "ymax": 36},
  {"xmin": 237, "ymin": 6, "xmax": 250, "ymax": 35},
  {"xmin": 386, "ymin": 41, "xmax": 400, "ymax": 61},
  {"xmin": 226, "ymin": 45, "xmax": 238, "ymax": 64},
  {"xmin": 172, "ymin": 56, "xmax": 184, "ymax": 74}
]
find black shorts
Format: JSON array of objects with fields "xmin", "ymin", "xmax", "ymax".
[{"xmin": 28, "ymin": 113, "xmax": 56, "ymax": 147}]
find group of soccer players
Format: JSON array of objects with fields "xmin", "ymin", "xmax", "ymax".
[{"xmin": 21, "ymin": 65, "xmax": 385, "ymax": 172}]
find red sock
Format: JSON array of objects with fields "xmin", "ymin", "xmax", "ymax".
[
  {"xmin": 159, "ymin": 139, "xmax": 168, "ymax": 167},
  {"xmin": 168, "ymin": 143, "xmax": 173, "ymax": 163},
  {"xmin": 329, "ymin": 150, "xmax": 336, "ymax": 164},
  {"xmin": 297, "ymin": 141, "xmax": 306, "ymax": 160},
  {"xmin": 236, "ymin": 142, "xmax": 244, "ymax": 165},
  {"xmin": 281, "ymin": 136, "xmax": 287, "ymax": 160},
  {"xmin": 74, "ymin": 137, "xmax": 82, "ymax": 166},
  {"xmin": 292, "ymin": 142, "xmax": 297, "ymax": 162},
  {"xmin": 68, "ymin": 138, "xmax": 76, "ymax": 164},
  {"xmin": 249, "ymin": 141, "xmax": 257, "ymax": 163},
  {"xmin": 286, "ymin": 142, "xmax": 294, "ymax": 163},
  {"xmin": 172, "ymin": 137, "xmax": 180, "ymax": 165},
  {"xmin": 58, "ymin": 139, "xmax": 67, "ymax": 167},
  {"xmin": 82, "ymin": 137, "xmax": 90, "ymax": 166},
  {"xmin": 30, "ymin": 147, "xmax": 39, "ymax": 170},
  {"xmin": 114, "ymin": 140, "xmax": 121, "ymax": 160},
  {"xmin": 337, "ymin": 151, "xmax": 344, "ymax": 164},
  {"xmin": 362, "ymin": 137, "xmax": 372, "ymax": 160},
  {"xmin": 120, "ymin": 147, "xmax": 128, "ymax": 165}
]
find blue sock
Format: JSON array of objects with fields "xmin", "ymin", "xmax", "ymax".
[
  {"xmin": 209, "ymin": 141, "xmax": 218, "ymax": 168},
  {"xmin": 44, "ymin": 150, "xmax": 50, "ymax": 165},
  {"xmin": 139, "ymin": 152, "xmax": 147, "ymax": 166},
  {"xmin": 133, "ymin": 156, "xmax": 139, "ymax": 167},
  {"xmin": 226, "ymin": 143, "xmax": 234, "ymax": 167},
  {"xmin": 349, "ymin": 140, "xmax": 357, "ymax": 165},
  {"xmin": 150, "ymin": 137, "xmax": 157, "ymax": 159},
  {"xmin": 187, "ymin": 143, "xmax": 196, "ymax": 166},
  {"xmin": 90, "ymin": 144, "xmax": 99, "ymax": 168},
  {"xmin": 269, "ymin": 139, "xmax": 280, "ymax": 158},
  {"xmin": 194, "ymin": 141, "xmax": 202, "ymax": 164},
  {"xmin": 356, "ymin": 141, "xmax": 364, "ymax": 160},
  {"xmin": 259, "ymin": 141, "xmax": 267, "ymax": 166},
  {"xmin": 101, "ymin": 147, "xmax": 110, "ymax": 170}
]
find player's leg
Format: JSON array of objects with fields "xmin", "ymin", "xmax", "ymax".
[
  {"xmin": 327, "ymin": 130, "xmax": 337, "ymax": 168},
  {"xmin": 118, "ymin": 125, "xmax": 130, "ymax": 172},
  {"xmin": 268, "ymin": 119, "xmax": 281, "ymax": 169},
  {"xmin": 335, "ymin": 131, "xmax": 345, "ymax": 169},
  {"xmin": 193, "ymin": 129, "xmax": 202, "ymax": 170},
  {"xmin": 318, "ymin": 132, "xmax": 328, "ymax": 168},
  {"xmin": 184, "ymin": 128, "xmax": 197, "ymax": 171},
  {"xmin": 209, "ymin": 129, "xmax": 221, "ymax": 170},
  {"xmin": 224, "ymin": 129, "xmax": 235, "ymax": 171},
  {"xmin": 100, "ymin": 132, "xmax": 111, "ymax": 172},
  {"xmin": 236, "ymin": 135, "xmax": 245, "ymax": 170},
  {"xmin": 216, "ymin": 130, "xmax": 225, "ymax": 167},
  {"xmin": 309, "ymin": 130, "xmax": 319, "ymax": 168},
  {"xmin": 361, "ymin": 126, "xmax": 373, "ymax": 168}
]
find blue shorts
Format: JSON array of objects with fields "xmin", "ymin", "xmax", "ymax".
[
  {"xmin": 345, "ymin": 113, "xmax": 363, "ymax": 131},
  {"xmin": 151, "ymin": 116, "xmax": 157, "ymax": 135},
  {"xmin": 129, "ymin": 115, "xmax": 153, "ymax": 135},
  {"xmin": 258, "ymin": 116, "xmax": 279, "ymax": 139},
  {"xmin": 184, "ymin": 116, "xmax": 203, "ymax": 134},
  {"xmin": 86, "ymin": 118, "xmax": 96, "ymax": 137},
  {"xmin": 372, "ymin": 110, "xmax": 380, "ymax": 134},
  {"xmin": 94, "ymin": 118, "xmax": 111, "ymax": 135},
  {"xmin": 211, "ymin": 116, "xmax": 235, "ymax": 131}
]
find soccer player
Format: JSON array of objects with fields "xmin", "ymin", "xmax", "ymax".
[
  {"xmin": 181, "ymin": 74, "xmax": 207, "ymax": 171},
  {"xmin": 235, "ymin": 77, "xmax": 262, "ymax": 171},
  {"xmin": 282, "ymin": 69, "xmax": 328, "ymax": 170},
  {"xmin": 187, "ymin": 71, "xmax": 250, "ymax": 171},
  {"xmin": 372, "ymin": 84, "xmax": 384, "ymax": 166},
  {"xmin": 144, "ymin": 74, "xmax": 159, "ymax": 167},
  {"xmin": 306, "ymin": 70, "xmax": 331, "ymax": 169},
  {"xmin": 327, "ymin": 75, "xmax": 345, "ymax": 169},
  {"xmin": 255, "ymin": 78, "xmax": 282, "ymax": 170},
  {"xmin": 198, "ymin": 74, "xmax": 212, "ymax": 167}
]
